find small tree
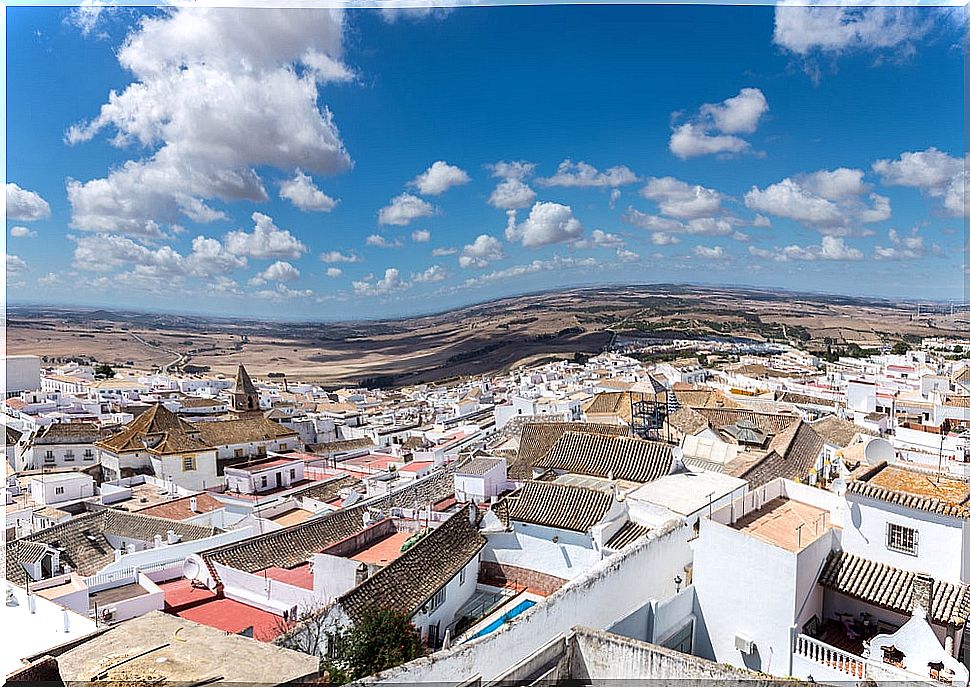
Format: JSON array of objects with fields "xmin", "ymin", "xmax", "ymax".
[
  {"xmin": 94, "ymin": 363, "xmax": 116, "ymax": 378},
  {"xmin": 342, "ymin": 608, "xmax": 424, "ymax": 680},
  {"xmin": 891, "ymin": 340, "xmax": 912, "ymax": 355}
]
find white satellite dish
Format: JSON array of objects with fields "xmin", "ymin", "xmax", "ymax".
[{"xmin": 864, "ymin": 438, "xmax": 896, "ymax": 465}]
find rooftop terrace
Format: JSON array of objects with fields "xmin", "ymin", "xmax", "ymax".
[{"xmin": 730, "ymin": 496, "xmax": 832, "ymax": 552}]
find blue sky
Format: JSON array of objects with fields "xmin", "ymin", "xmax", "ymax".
[{"xmin": 5, "ymin": 3, "xmax": 966, "ymax": 319}]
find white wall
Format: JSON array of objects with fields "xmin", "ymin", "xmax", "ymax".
[
  {"xmin": 842, "ymin": 493, "xmax": 967, "ymax": 584},
  {"xmin": 483, "ymin": 523, "xmax": 603, "ymax": 580}
]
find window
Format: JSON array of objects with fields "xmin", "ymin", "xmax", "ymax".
[
  {"xmin": 458, "ymin": 567, "xmax": 466, "ymax": 586},
  {"xmin": 290, "ymin": 468, "xmax": 296, "ymax": 480},
  {"xmin": 261, "ymin": 475, "xmax": 268, "ymax": 488},
  {"xmin": 64, "ymin": 451, "xmax": 75, "ymax": 462},
  {"xmin": 234, "ymin": 448, "xmax": 244, "ymax": 458},
  {"xmin": 886, "ymin": 523, "xmax": 918, "ymax": 555},
  {"xmin": 55, "ymin": 486, "xmax": 65, "ymax": 495},
  {"xmin": 182, "ymin": 455, "xmax": 196, "ymax": 472},
  {"xmin": 83, "ymin": 449, "xmax": 94, "ymax": 458},
  {"xmin": 426, "ymin": 587, "xmax": 446, "ymax": 613},
  {"xmin": 45, "ymin": 450, "xmax": 54, "ymax": 462}
]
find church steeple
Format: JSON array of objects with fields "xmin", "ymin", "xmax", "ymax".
[{"xmin": 231, "ymin": 364, "xmax": 259, "ymax": 414}]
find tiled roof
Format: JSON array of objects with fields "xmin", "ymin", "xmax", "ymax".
[
  {"xmin": 194, "ymin": 417, "xmax": 297, "ymax": 446},
  {"xmin": 820, "ymin": 550, "xmax": 970, "ymax": 626},
  {"xmin": 693, "ymin": 408, "xmax": 798, "ymax": 435},
  {"xmin": 672, "ymin": 388, "xmax": 741, "ymax": 409},
  {"xmin": 34, "ymin": 422, "xmax": 104, "ymax": 444},
  {"xmin": 506, "ymin": 481, "xmax": 613, "ymax": 532},
  {"xmin": 666, "ymin": 406, "xmax": 711, "ymax": 435},
  {"xmin": 308, "ymin": 437, "xmax": 375, "ymax": 453},
  {"xmin": 135, "ymin": 492, "xmax": 224, "ymax": 520},
  {"xmin": 510, "ymin": 421, "xmax": 628, "ymax": 480},
  {"xmin": 605, "ymin": 520, "xmax": 650, "ymax": 549},
  {"xmin": 734, "ymin": 419, "xmax": 824, "ymax": 488},
  {"xmin": 456, "ymin": 457, "xmax": 505, "ymax": 476},
  {"xmin": 290, "ymin": 474, "xmax": 360, "ymax": 502},
  {"xmin": 583, "ymin": 392, "xmax": 633, "ymax": 423},
  {"xmin": 339, "ymin": 506, "xmax": 486, "ymax": 623},
  {"xmin": 775, "ymin": 391, "xmax": 837, "ymax": 408},
  {"xmin": 232, "ymin": 364, "xmax": 258, "ymax": 396},
  {"xmin": 204, "ymin": 460, "xmax": 463, "ymax": 574},
  {"xmin": 810, "ymin": 416, "xmax": 875, "ymax": 448},
  {"xmin": 97, "ymin": 404, "xmax": 203, "ymax": 454},
  {"xmin": 5, "ymin": 510, "xmax": 217, "ymax": 584},
  {"xmin": 847, "ymin": 462, "xmax": 970, "ymax": 518},
  {"xmin": 536, "ymin": 431, "xmax": 673, "ymax": 484}
]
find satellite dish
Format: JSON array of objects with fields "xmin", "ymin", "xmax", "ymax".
[
  {"xmin": 182, "ymin": 556, "xmax": 202, "ymax": 581},
  {"xmin": 832, "ymin": 478, "xmax": 848, "ymax": 496},
  {"xmin": 864, "ymin": 438, "xmax": 896, "ymax": 465}
]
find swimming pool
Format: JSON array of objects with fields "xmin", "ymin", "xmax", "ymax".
[{"xmin": 467, "ymin": 598, "xmax": 537, "ymax": 640}]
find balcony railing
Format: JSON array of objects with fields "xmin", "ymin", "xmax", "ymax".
[{"xmin": 794, "ymin": 633, "xmax": 866, "ymax": 679}]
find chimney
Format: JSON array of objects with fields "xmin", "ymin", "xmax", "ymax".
[
  {"xmin": 153, "ymin": 534, "xmax": 163, "ymax": 548},
  {"xmin": 62, "ymin": 607, "xmax": 71, "ymax": 633},
  {"xmin": 189, "ymin": 496, "xmax": 199, "ymax": 513},
  {"xmin": 167, "ymin": 529, "xmax": 179, "ymax": 545},
  {"xmin": 913, "ymin": 573, "xmax": 933, "ymax": 615},
  {"xmin": 355, "ymin": 563, "xmax": 368, "ymax": 586}
]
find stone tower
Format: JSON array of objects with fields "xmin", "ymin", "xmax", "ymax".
[{"xmin": 231, "ymin": 364, "xmax": 260, "ymax": 415}]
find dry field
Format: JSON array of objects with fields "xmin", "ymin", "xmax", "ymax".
[{"xmin": 7, "ymin": 285, "xmax": 966, "ymax": 387}]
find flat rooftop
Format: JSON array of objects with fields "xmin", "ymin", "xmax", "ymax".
[
  {"xmin": 731, "ymin": 497, "xmax": 832, "ymax": 552},
  {"xmin": 88, "ymin": 581, "xmax": 149, "ymax": 609},
  {"xmin": 867, "ymin": 465, "xmax": 970, "ymax": 507},
  {"xmin": 349, "ymin": 529, "xmax": 414, "ymax": 566},
  {"xmin": 268, "ymin": 507, "xmax": 314, "ymax": 527},
  {"xmin": 159, "ymin": 579, "xmax": 287, "ymax": 642},
  {"xmin": 630, "ymin": 469, "xmax": 748, "ymax": 516}
]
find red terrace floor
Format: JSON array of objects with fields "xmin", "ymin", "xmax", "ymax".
[
  {"xmin": 260, "ymin": 563, "xmax": 314, "ymax": 590},
  {"xmin": 158, "ymin": 578, "xmax": 287, "ymax": 642}
]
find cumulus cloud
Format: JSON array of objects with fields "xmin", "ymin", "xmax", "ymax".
[
  {"xmin": 71, "ymin": 233, "xmax": 246, "ymax": 280},
  {"xmin": 669, "ymin": 88, "xmax": 768, "ymax": 160},
  {"xmin": 410, "ymin": 161, "xmax": 470, "ymax": 195},
  {"xmin": 488, "ymin": 177, "xmax": 537, "ymax": 210},
  {"xmin": 320, "ymin": 250, "xmax": 362, "ymax": 263},
  {"xmin": 623, "ymin": 208, "xmax": 737, "ymax": 237},
  {"xmin": 505, "ymin": 202, "xmax": 583, "ymax": 248},
  {"xmin": 65, "ymin": 8, "xmax": 352, "ymax": 236},
  {"xmin": 412, "ymin": 264, "xmax": 449, "ymax": 283},
  {"xmin": 378, "ymin": 193, "xmax": 435, "ymax": 226},
  {"xmin": 10, "ymin": 226, "xmax": 37, "ymax": 238},
  {"xmin": 748, "ymin": 235, "xmax": 864, "ymax": 261},
  {"xmin": 640, "ymin": 176, "xmax": 726, "ymax": 220},
  {"xmin": 432, "ymin": 246, "xmax": 458, "ymax": 257},
  {"xmin": 651, "ymin": 232, "xmax": 682, "ymax": 246},
  {"xmin": 694, "ymin": 245, "xmax": 726, "ymax": 259},
  {"xmin": 616, "ymin": 248, "xmax": 640, "ymax": 263},
  {"xmin": 744, "ymin": 168, "xmax": 890, "ymax": 234},
  {"xmin": 873, "ymin": 228, "xmax": 934, "ymax": 260},
  {"xmin": 366, "ymin": 234, "xmax": 403, "ymax": 248},
  {"xmin": 279, "ymin": 170, "xmax": 338, "ymax": 212},
  {"xmin": 411, "ymin": 229, "xmax": 432, "ymax": 243},
  {"xmin": 224, "ymin": 212, "xmax": 307, "ymax": 259},
  {"xmin": 458, "ymin": 255, "xmax": 599, "ymax": 289},
  {"xmin": 576, "ymin": 229, "xmax": 625, "ymax": 249},
  {"xmin": 873, "ymin": 148, "xmax": 965, "ymax": 217},
  {"xmin": 488, "ymin": 161, "xmax": 536, "ymax": 180},
  {"xmin": 774, "ymin": 1, "xmax": 935, "ymax": 57},
  {"xmin": 352, "ymin": 267, "xmax": 408, "ymax": 296},
  {"xmin": 7, "ymin": 254, "xmax": 28, "ymax": 275},
  {"xmin": 6, "ymin": 183, "xmax": 52, "ymax": 221},
  {"xmin": 537, "ymin": 160, "xmax": 638, "ymax": 188},
  {"xmin": 254, "ymin": 283, "xmax": 314, "ymax": 300},
  {"xmin": 459, "ymin": 234, "xmax": 505, "ymax": 268},
  {"xmin": 250, "ymin": 260, "xmax": 300, "ymax": 285},
  {"xmin": 326, "ymin": 267, "xmax": 343, "ymax": 278}
]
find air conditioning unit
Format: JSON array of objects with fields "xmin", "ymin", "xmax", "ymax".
[{"xmin": 735, "ymin": 633, "xmax": 755, "ymax": 654}]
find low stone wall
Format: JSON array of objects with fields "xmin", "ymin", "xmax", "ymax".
[{"xmin": 479, "ymin": 561, "xmax": 566, "ymax": 597}]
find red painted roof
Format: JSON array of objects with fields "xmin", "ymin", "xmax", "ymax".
[
  {"xmin": 260, "ymin": 564, "xmax": 313, "ymax": 590},
  {"xmin": 160, "ymin": 578, "xmax": 286, "ymax": 642},
  {"xmin": 229, "ymin": 457, "xmax": 300, "ymax": 473}
]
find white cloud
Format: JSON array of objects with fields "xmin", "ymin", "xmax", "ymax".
[
  {"xmin": 254, "ymin": 283, "xmax": 314, "ymax": 301},
  {"xmin": 488, "ymin": 178, "xmax": 537, "ymax": 210},
  {"xmin": 459, "ymin": 234, "xmax": 505, "ymax": 268},
  {"xmin": 694, "ymin": 245, "xmax": 726, "ymax": 259},
  {"xmin": 537, "ymin": 160, "xmax": 638, "ymax": 188},
  {"xmin": 224, "ymin": 212, "xmax": 307, "ymax": 260},
  {"xmin": 640, "ymin": 176, "xmax": 725, "ymax": 220},
  {"xmin": 352, "ymin": 267, "xmax": 408, "ymax": 296},
  {"xmin": 873, "ymin": 148, "xmax": 965, "ymax": 217},
  {"xmin": 376, "ymin": 0, "xmax": 461, "ymax": 23},
  {"xmin": 432, "ymin": 246, "xmax": 457, "ymax": 257},
  {"xmin": 326, "ymin": 267, "xmax": 343, "ymax": 278},
  {"xmin": 252, "ymin": 260, "xmax": 301, "ymax": 285},
  {"xmin": 623, "ymin": 208, "xmax": 736, "ymax": 236},
  {"xmin": 378, "ymin": 193, "xmax": 435, "ymax": 226},
  {"xmin": 669, "ymin": 88, "xmax": 768, "ymax": 160},
  {"xmin": 616, "ymin": 248, "xmax": 640, "ymax": 263},
  {"xmin": 71, "ymin": 232, "xmax": 246, "ymax": 279},
  {"xmin": 609, "ymin": 189, "xmax": 622, "ymax": 209},
  {"xmin": 366, "ymin": 234, "xmax": 403, "ymax": 248},
  {"xmin": 279, "ymin": 170, "xmax": 338, "ymax": 212},
  {"xmin": 410, "ymin": 161, "xmax": 470, "ymax": 196},
  {"xmin": 67, "ymin": 0, "xmax": 115, "ymax": 37},
  {"xmin": 752, "ymin": 214, "xmax": 772, "ymax": 228},
  {"xmin": 744, "ymin": 169, "xmax": 890, "ymax": 233},
  {"xmin": 458, "ymin": 255, "xmax": 600, "ymax": 289},
  {"xmin": 411, "ymin": 229, "xmax": 431, "ymax": 243},
  {"xmin": 412, "ymin": 264, "xmax": 449, "ymax": 283},
  {"xmin": 748, "ymin": 235, "xmax": 864, "ymax": 261},
  {"xmin": 10, "ymin": 226, "xmax": 37, "ymax": 238},
  {"xmin": 505, "ymin": 202, "xmax": 583, "ymax": 248},
  {"xmin": 698, "ymin": 87, "xmax": 769, "ymax": 134},
  {"xmin": 584, "ymin": 229, "xmax": 625, "ymax": 248},
  {"xmin": 6, "ymin": 183, "xmax": 52, "ymax": 221},
  {"xmin": 488, "ymin": 161, "xmax": 536, "ymax": 180},
  {"xmin": 320, "ymin": 250, "xmax": 362, "ymax": 263},
  {"xmin": 774, "ymin": 1, "xmax": 934, "ymax": 56},
  {"xmin": 651, "ymin": 232, "xmax": 681, "ymax": 246},
  {"xmin": 873, "ymin": 228, "xmax": 928, "ymax": 260},
  {"xmin": 7, "ymin": 254, "xmax": 28, "ymax": 275},
  {"xmin": 65, "ymin": 8, "xmax": 352, "ymax": 235}
]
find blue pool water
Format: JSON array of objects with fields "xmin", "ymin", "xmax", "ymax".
[{"xmin": 468, "ymin": 599, "xmax": 536, "ymax": 640}]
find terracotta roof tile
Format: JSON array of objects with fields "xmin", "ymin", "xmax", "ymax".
[
  {"xmin": 536, "ymin": 431, "xmax": 673, "ymax": 484},
  {"xmin": 506, "ymin": 481, "xmax": 612, "ymax": 532}
]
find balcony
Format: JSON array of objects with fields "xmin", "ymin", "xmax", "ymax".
[{"xmin": 793, "ymin": 633, "xmax": 866, "ymax": 681}]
